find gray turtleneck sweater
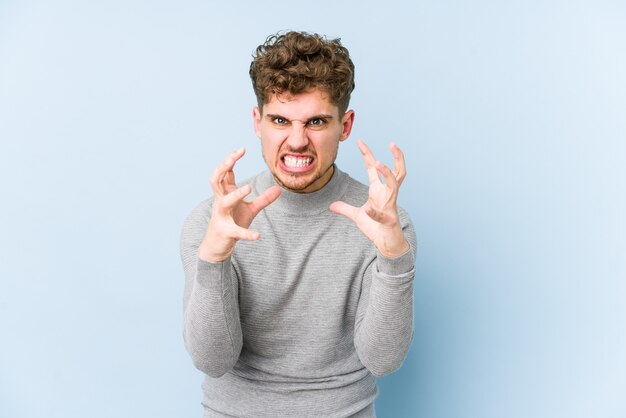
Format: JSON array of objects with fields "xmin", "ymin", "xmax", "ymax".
[{"xmin": 180, "ymin": 167, "xmax": 417, "ymax": 417}]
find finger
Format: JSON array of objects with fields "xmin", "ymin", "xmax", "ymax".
[
  {"xmin": 356, "ymin": 140, "xmax": 377, "ymax": 168},
  {"xmin": 216, "ymin": 183, "xmax": 252, "ymax": 212},
  {"xmin": 376, "ymin": 161, "xmax": 398, "ymax": 189},
  {"xmin": 390, "ymin": 142, "xmax": 406, "ymax": 184},
  {"xmin": 221, "ymin": 170, "xmax": 237, "ymax": 195},
  {"xmin": 367, "ymin": 164, "xmax": 381, "ymax": 185},
  {"xmin": 223, "ymin": 147, "xmax": 246, "ymax": 170},
  {"xmin": 210, "ymin": 148, "xmax": 246, "ymax": 195},
  {"xmin": 248, "ymin": 186, "xmax": 281, "ymax": 216},
  {"xmin": 227, "ymin": 223, "xmax": 260, "ymax": 241},
  {"xmin": 218, "ymin": 148, "xmax": 246, "ymax": 193},
  {"xmin": 329, "ymin": 201, "xmax": 359, "ymax": 222}
]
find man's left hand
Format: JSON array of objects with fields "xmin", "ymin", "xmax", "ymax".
[{"xmin": 330, "ymin": 140, "xmax": 410, "ymax": 258}]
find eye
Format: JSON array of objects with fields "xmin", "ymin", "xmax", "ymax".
[
  {"xmin": 272, "ymin": 117, "xmax": 288, "ymax": 125},
  {"xmin": 307, "ymin": 118, "xmax": 326, "ymax": 127}
]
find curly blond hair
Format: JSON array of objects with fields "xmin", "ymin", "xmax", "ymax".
[{"xmin": 249, "ymin": 31, "xmax": 355, "ymax": 114}]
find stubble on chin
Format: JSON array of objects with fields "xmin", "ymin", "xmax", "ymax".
[{"xmin": 273, "ymin": 163, "xmax": 334, "ymax": 193}]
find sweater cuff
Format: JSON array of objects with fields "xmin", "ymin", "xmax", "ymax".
[
  {"xmin": 196, "ymin": 257, "xmax": 231, "ymax": 291},
  {"xmin": 376, "ymin": 245, "xmax": 415, "ymax": 277}
]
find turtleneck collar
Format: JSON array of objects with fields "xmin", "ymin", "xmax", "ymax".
[{"xmin": 256, "ymin": 165, "xmax": 349, "ymax": 216}]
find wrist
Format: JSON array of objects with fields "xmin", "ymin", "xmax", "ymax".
[
  {"xmin": 378, "ymin": 239, "xmax": 410, "ymax": 259},
  {"xmin": 376, "ymin": 224, "xmax": 410, "ymax": 258},
  {"xmin": 198, "ymin": 238, "xmax": 234, "ymax": 263}
]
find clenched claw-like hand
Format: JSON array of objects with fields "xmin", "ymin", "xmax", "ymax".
[
  {"xmin": 199, "ymin": 148, "xmax": 281, "ymax": 262},
  {"xmin": 329, "ymin": 140, "xmax": 410, "ymax": 258}
]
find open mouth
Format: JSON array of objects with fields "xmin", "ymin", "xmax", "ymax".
[
  {"xmin": 283, "ymin": 155, "xmax": 312, "ymax": 167},
  {"xmin": 280, "ymin": 154, "xmax": 315, "ymax": 174}
]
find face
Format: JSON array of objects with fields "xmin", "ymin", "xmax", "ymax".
[{"xmin": 253, "ymin": 89, "xmax": 354, "ymax": 193}]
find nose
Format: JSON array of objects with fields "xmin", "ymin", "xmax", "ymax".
[{"xmin": 285, "ymin": 122, "xmax": 309, "ymax": 151}]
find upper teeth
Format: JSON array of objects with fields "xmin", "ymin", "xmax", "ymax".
[{"xmin": 284, "ymin": 156, "xmax": 312, "ymax": 167}]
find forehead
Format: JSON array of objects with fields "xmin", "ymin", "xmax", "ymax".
[{"xmin": 262, "ymin": 88, "xmax": 339, "ymax": 118}]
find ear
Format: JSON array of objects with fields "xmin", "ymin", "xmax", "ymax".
[
  {"xmin": 339, "ymin": 110, "xmax": 355, "ymax": 142},
  {"xmin": 252, "ymin": 106, "xmax": 262, "ymax": 139}
]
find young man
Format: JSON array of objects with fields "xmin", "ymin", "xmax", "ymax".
[{"xmin": 181, "ymin": 31, "xmax": 417, "ymax": 417}]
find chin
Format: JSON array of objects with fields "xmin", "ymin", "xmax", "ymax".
[
  {"xmin": 269, "ymin": 161, "xmax": 333, "ymax": 193},
  {"xmin": 276, "ymin": 174, "xmax": 317, "ymax": 192}
]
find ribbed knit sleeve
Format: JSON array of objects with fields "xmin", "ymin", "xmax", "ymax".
[
  {"xmin": 180, "ymin": 200, "xmax": 243, "ymax": 378},
  {"xmin": 353, "ymin": 208, "xmax": 417, "ymax": 376}
]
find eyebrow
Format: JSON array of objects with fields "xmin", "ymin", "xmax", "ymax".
[{"xmin": 265, "ymin": 113, "xmax": 335, "ymax": 122}]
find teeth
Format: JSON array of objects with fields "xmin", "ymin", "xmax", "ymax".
[{"xmin": 284, "ymin": 156, "xmax": 312, "ymax": 168}]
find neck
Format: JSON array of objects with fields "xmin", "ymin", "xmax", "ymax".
[{"xmin": 258, "ymin": 165, "xmax": 348, "ymax": 215}]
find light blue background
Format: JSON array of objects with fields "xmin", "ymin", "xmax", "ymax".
[{"xmin": 1, "ymin": 1, "xmax": 625, "ymax": 417}]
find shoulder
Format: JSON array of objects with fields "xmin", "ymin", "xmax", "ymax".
[
  {"xmin": 180, "ymin": 198, "xmax": 212, "ymax": 246},
  {"xmin": 184, "ymin": 198, "xmax": 212, "ymax": 224},
  {"xmin": 336, "ymin": 169, "xmax": 369, "ymax": 206}
]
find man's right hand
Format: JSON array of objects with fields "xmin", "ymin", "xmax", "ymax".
[{"xmin": 198, "ymin": 148, "xmax": 281, "ymax": 262}]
